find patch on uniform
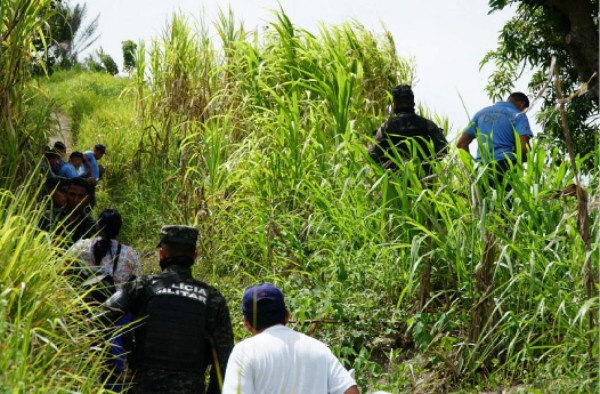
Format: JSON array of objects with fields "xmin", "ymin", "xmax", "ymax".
[{"xmin": 157, "ymin": 282, "xmax": 208, "ymax": 303}]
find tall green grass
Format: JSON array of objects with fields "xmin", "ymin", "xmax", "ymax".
[
  {"xmin": 38, "ymin": 8, "xmax": 599, "ymax": 393},
  {"xmin": 0, "ymin": 179, "xmax": 111, "ymax": 391},
  {"xmin": 0, "ymin": 0, "xmax": 57, "ymax": 185}
]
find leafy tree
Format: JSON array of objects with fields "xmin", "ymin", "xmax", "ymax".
[
  {"xmin": 54, "ymin": 2, "xmax": 100, "ymax": 67},
  {"xmin": 83, "ymin": 48, "xmax": 118, "ymax": 75},
  {"xmin": 84, "ymin": 54, "xmax": 105, "ymax": 73},
  {"xmin": 484, "ymin": 0, "xmax": 599, "ymax": 167},
  {"xmin": 32, "ymin": 1, "xmax": 100, "ymax": 73},
  {"xmin": 122, "ymin": 40, "xmax": 137, "ymax": 73},
  {"xmin": 96, "ymin": 47, "xmax": 119, "ymax": 75}
]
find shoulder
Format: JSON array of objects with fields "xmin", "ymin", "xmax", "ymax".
[
  {"xmin": 68, "ymin": 238, "xmax": 93, "ymax": 254},
  {"xmin": 119, "ymin": 243, "xmax": 139, "ymax": 258},
  {"xmin": 418, "ymin": 115, "xmax": 440, "ymax": 130},
  {"xmin": 203, "ymin": 284, "xmax": 228, "ymax": 306},
  {"xmin": 191, "ymin": 279, "xmax": 223, "ymax": 297},
  {"xmin": 128, "ymin": 273, "xmax": 159, "ymax": 293},
  {"xmin": 298, "ymin": 330, "xmax": 331, "ymax": 352}
]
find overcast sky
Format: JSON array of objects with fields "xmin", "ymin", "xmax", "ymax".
[{"xmin": 81, "ymin": 0, "xmax": 537, "ymax": 139}]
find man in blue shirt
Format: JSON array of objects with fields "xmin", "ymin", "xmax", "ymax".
[
  {"xmin": 82, "ymin": 143, "xmax": 106, "ymax": 207},
  {"xmin": 53, "ymin": 141, "xmax": 67, "ymax": 174},
  {"xmin": 457, "ymin": 92, "xmax": 534, "ymax": 187},
  {"xmin": 59, "ymin": 151, "xmax": 85, "ymax": 179}
]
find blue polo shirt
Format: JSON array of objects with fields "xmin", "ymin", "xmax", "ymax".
[
  {"xmin": 84, "ymin": 151, "xmax": 99, "ymax": 179},
  {"xmin": 59, "ymin": 163, "xmax": 82, "ymax": 178},
  {"xmin": 465, "ymin": 101, "xmax": 533, "ymax": 163}
]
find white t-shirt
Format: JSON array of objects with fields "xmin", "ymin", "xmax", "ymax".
[{"xmin": 222, "ymin": 325, "xmax": 357, "ymax": 394}]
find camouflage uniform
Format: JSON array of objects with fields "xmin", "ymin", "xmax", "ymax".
[
  {"xmin": 368, "ymin": 85, "xmax": 448, "ymax": 174},
  {"xmin": 104, "ymin": 226, "xmax": 234, "ymax": 394}
]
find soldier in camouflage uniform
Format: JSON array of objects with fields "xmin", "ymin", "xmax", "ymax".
[
  {"xmin": 368, "ymin": 85, "xmax": 448, "ymax": 175},
  {"xmin": 104, "ymin": 225, "xmax": 234, "ymax": 394}
]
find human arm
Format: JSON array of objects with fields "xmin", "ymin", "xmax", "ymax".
[
  {"xmin": 84, "ymin": 152, "xmax": 99, "ymax": 183},
  {"xmin": 102, "ymin": 277, "xmax": 145, "ymax": 318},
  {"xmin": 518, "ymin": 135, "xmax": 531, "ymax": 163},
  {"xmin": 102, "ymin": 278, "xmax": 143, "ymax": 324},
  {"xmin": 514, "ymin": 113, "xmax": 533, "ymax": 163},
  {"xmin": 327, "ymin": 350, "xmax": 359, "ymax": 394},
  {"xmin": 221, "ymin": 345, "xmax": 255, "ymax": 394},
  {"xmin": 367, "ymin": 123, "xmax": 388, "ymax": 164},
  {"xmin": 58, "ymin": 164, "xmax": 79, "ymax": 179},
  {"xmin": 115, "ymin": 246, "xmax": 142, "ymax": 284},
  {"xmin": 206, "ymin": 293, "xmax": 235, "ymax": 394},
  {"xmin": 82, "ymin": 153, "xmax": 92, "ymax": 177},
  {"xmin": 456, "ymin": 131, "xmax": 474, "ymax": 153}
]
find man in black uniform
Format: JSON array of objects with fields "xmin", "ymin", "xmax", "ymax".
[
  {"xmin": 104, "ymin": 225, "xmax": 234, "ymax": 394},
  {"xmin": 368, "ymin": 85, "xmax": 448, "ymax": 175}
]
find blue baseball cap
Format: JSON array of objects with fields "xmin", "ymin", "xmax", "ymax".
[{"xmin": 242, "ymin": 283, "xmax": 286, "ymax": 315}]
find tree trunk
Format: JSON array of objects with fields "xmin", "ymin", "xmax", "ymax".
[{"xmin": 540, "ymin": 0, "xmax": 599, "ymax": 103}]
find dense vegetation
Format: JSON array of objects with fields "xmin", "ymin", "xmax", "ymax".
[
  {"xmin": 484, "ymin": 0, "xmax": 599, "ymax": 168},
  {"xmin": 1, "ymin": 3, "xmax": 598, "ymax": 393}
]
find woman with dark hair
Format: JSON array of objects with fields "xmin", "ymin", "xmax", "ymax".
[
  {"xmin": 69, "ymin": 208, "xmax": 141, "ymax": 287},
  {"xmin": 68, "ymin": 208, "xmax": 141, "ymax": 392}
]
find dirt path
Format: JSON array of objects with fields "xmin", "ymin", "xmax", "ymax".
[{"xmin": 48, "ymin": 112, "xmax": 73, "ymax": 152}]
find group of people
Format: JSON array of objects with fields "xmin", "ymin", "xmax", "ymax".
[
  {"xmin": 36, "ymin": 85, "xmax": 534, "ymax": 394},
  {"xmin": 43, "ymin": 141, "xmax": 106, "ymax": 208},
  {"xmin": 97, "ymin": 225, "xmax": 359, "ymax": 394},
  {"xmin": 40, "ymin": 149, "xmax": 359, "ymax": 393},
  {"xmin": 368, "ymin": 85, "xmax": 533, "ymax": 191},
  {"xmin": 40, "ymin": 141, "xmax": 108, "ymax": 247}
]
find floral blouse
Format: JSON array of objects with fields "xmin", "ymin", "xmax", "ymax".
[{"xmin": 68, "ymin": 237, "xmax": 142, "ymax": 287}]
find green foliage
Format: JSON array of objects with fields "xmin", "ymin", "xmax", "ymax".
[
  {"xmin": 84, "ymin": 53, "xmax": 104, "ymax": 73},
  {"xmin": 122, "ymin": 40, "xmax": 137, "ymax": 72},
  {"xmin": 44, "ymin": 69, "xmax": 130, "ymax": 135},
  {"xmin": 38, "ymin": 8, "xmax": 599, "ymax": 393},
  {"xmin": 96, "ymin": 47, "xmax": 119, "ymax": 75},
  {"xmin": 36, "ymin": 1, "xmax": 100, "ymax": 71},
  {"xmin": 0, "ymin": 0, "xmax": 57, "ymax": 186},
  {"xmin": 0, "ymin": 181, "xmax": 109, "ymax": 391},
  {"xmin": 483, "ymin": 0, "xmax": 599, "ymax": 169}
]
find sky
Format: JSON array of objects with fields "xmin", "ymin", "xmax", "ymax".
[{"xmin": 80, "ymin": 0, "xmax": 537, "ymax": 140}]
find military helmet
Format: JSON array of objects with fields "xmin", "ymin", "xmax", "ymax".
[{"xmin": 157, "ymin": 225, "xmax": 198, "ymax": 247}]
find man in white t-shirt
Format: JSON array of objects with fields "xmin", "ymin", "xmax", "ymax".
[{"xmin": 222, "ymin": 283, "xmax": 360, "ymax": 394}]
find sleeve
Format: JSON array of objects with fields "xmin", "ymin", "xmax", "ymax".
[
  {"xmin": 514, "ymin": 113, "xmax": 534, "ymax": 137},
  {"xmin": 65, "ymin": 239, "xmax": 95, "ymax": 279},
  {"xmin": 59, "ymin": 165, "xmax": 75, "ymax": 178},
  {"xmin": 118, "ymin": 246, "xmax": 142, "ymax": 283},
  {"xmin": 67, "ymin": 239, "xmax": 93, "ymax": 263},
  {"xmin": 130, "ymin": 249, "xmax": 142, "ymax": 279},
  {"xmin": 206, "ymin": 293, "xmax": 235, "ymax": 394},
  {"xmin": 327, "ymin": 350, "xmax": 357, "ymax": 394},
  {"xmin": 221, "ymin": 345, "xmax": 256, "ymax": 394},
  {"xmin": 464, "ymin": 113, "xmax": 479, "ymax": 138},
  {"xmin": 104, "ymin": 278, "xmax": 143, "ymax": 314},
  {"xmin": 99, "ymin": 278, "xmax": 144, "ymax": 325},
  {"xmin": 86, "ymin": 152, "xmax": 100, "ymax": 178},
  {"xmin": 367, "ymin": 122, "xmax": 388, "ymax": 163}
]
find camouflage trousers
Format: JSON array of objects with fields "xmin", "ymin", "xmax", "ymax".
[{"xmin": 130, "ymin": 369, "xmax": 205, "ymax": 394}]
